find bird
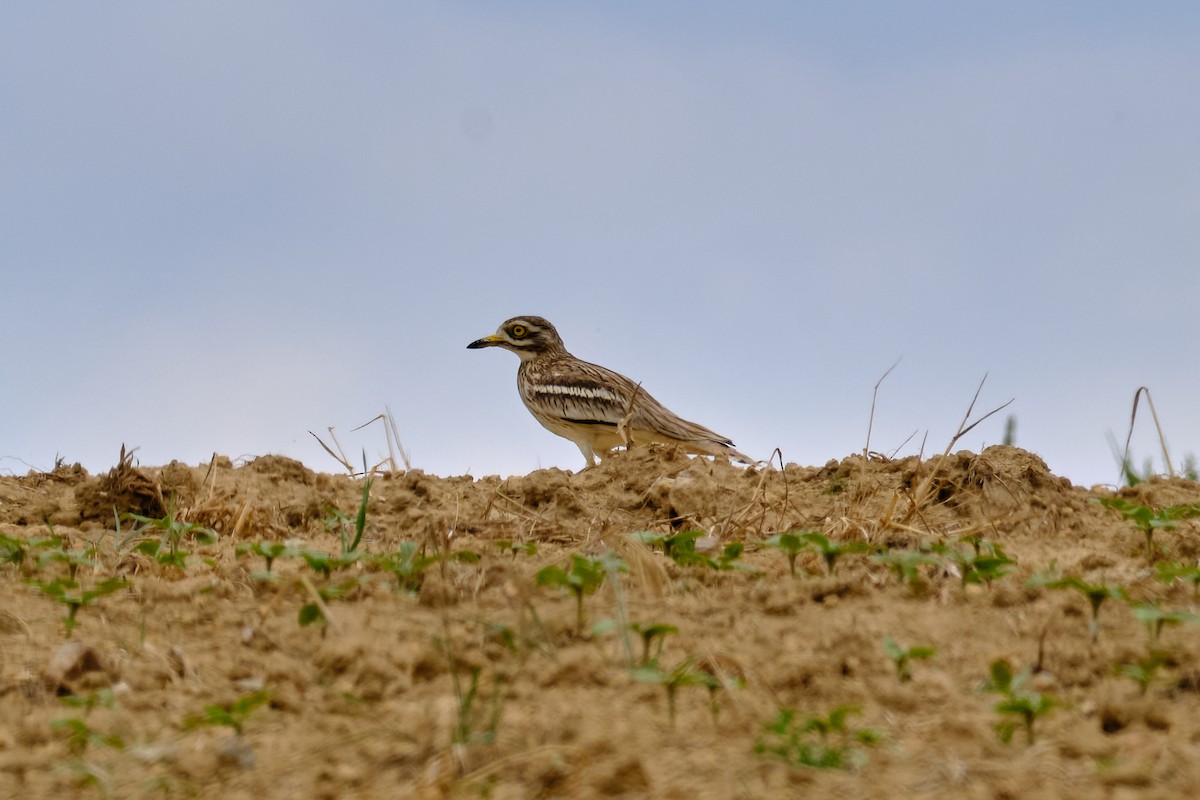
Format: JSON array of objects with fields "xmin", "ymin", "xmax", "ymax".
[{"xmin": 467, "ymin": 315, "xmax": 751, "ymax": 468}]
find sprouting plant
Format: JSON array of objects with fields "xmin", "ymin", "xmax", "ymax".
[
  {"xmin": 31, "ymin": 577, "xmax": 128, "ymax": 633},
  {"xmin": 536, "ymin": 554, "xmax": 623, "ymax": 635},
  {"xmin": 235, "ymin": 540, "xmax": 300, "ymax": 576},
  {"xmin": 797, "ymin": 533, "xmax": 871, "ymax": 577},
  {"xmin": 449, "ymin": 667, "xmax": 507, "ymax": 747},
  {"xmin": 754, "ymin": 705, "xmax": 880, "ymax": 770},
  {"xmin": 640, "ymin": 530, "xmax": 756, "ymax": 572},
  {"xmin": 346, "ymin": 467, "xmax": 372, "ymax": 555},
  {"xmin": 322, "ymin": 464, "xmax": 374, "ymax": 557},
  {"xmin": 52, "ymin": 718, "xmax": 125, "ymax": 755},
  {"xmin": 1095, "ymin": 497, "xmax": 1200, "ymax": 562},
  {"xmin": 871, "ymin": 547, "xmax": 942, "ymax": 590},
  {"xmin": 983, "ymin": 659, "xmax": 1056, "ymax": 745},
  {"xmin": 1129, "ymin": 601, "xmax": 1200, "ymax": 643},
  {"xmin": 298, "ymin": 576, "xmax": 370, "ymax": 628},
  {"xmin": 631, "ymin": 622, "xmax": 678, "ymax": 667},
  {"xmin": 60, "ymin": 687, "xmax": 117, "ymax": 716},
  {"xmin": 764, "ymin": 532, "xmax": 808, "ymax": 576},
  {"xmin": 883, "ymin": 637, "xmax": 935, "ymax": 682},
  {"xmin": 1027, "ymin": 573, "xmax": 1128, "ymax": 643},
  {"xmin": 1116, "ymin": 652, "xmax": 1166, "ymax": 696},
  {"xmin": 122, "ymin": 495, "xmax": 218, "ymax": 567},
  {"xmin": 53, "ymin": 689, "xmax": 123, "ymax": 754},
  {"xmin": 184, "ymin": 690, "xmax": 271, "ymax": 737},
  {"xmin": 712, "ymin": 541, "xmax": 760, "ymax": 573},
  {"xmin": 386, "ymin": 544, "xmax": 480, "ymax": 595},
  {"xmin": 1, "ymin": 532, "xmax": 32, "ymax": 569},
  {"xmin": 933, "ymin": 537, "xmax": 1015, "ymax": 588},
  {"xmin": 631, "ymin": 657, "xmax": 720, "ymax": 726},
  {"xmin": 38, "ymin": 543, "xmax": 100, "ymax": 582},
  {"xmin": 496, "ymin": 539, "xmax": 538, "ymax": 559},
  {"xmin": 373, "ymin": 541, "xmax": 442, "ymax": 594},
  {"xmin": 297, "ymin": 548, "xmax": 360, "ymax": 579},
  {"xmin": 1154, "ymin": 561, "xmax": 1200, "ymax": 601}
]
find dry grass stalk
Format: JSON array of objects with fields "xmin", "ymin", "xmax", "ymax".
[
  {"xmin": 308, "ymin": 427, "xmax": 356, "ymax": 475},
  {"xmin": 864, "ymin": 357, "xmax": 901, "ymax": 459},
  {"xmin": 1121, "ymin": 386, "xmax": 1174, "ymax": 479},
  {"xmin": 910, "ymin": 375, "xmax": 1013, "ymax": 510}
]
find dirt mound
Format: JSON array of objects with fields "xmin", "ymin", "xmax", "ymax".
[{"xmin": 3, "ymin": 446, "xmax": 1200, "ymax": 798}]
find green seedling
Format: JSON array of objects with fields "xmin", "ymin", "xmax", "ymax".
[
  {"xmin": 321, "ymin": 464, "xmax": 373, "ymax": 557},
  {"xmin": 1155, "ymin": 561, "xmax": 1200, "ymax": 601},
  {"xmin": 714, "ymin": 541, "xmax": 758, "ymax": 572},
  {"xmin": 630, "ymin": 530, "xmax": 723, "ymax": 569},
  {"xmin": 593, "ymin": 618, "xmax": 679, "ymax": 666},
  {"xmin": 764, "ymin": 532, "xmax": 808, "ymax": 576},
  {"xmin": 631, "ymin": 657, "xmax": 721, "ymax": 726},
  {"xmin": 372, "ymin": 544, "xmax": 478, "ymax": 594},
  {"xmin": 798, "ymin": 532, "xmax": 871, "ymax": 577},
  {"xmin": 123, "ymin": 496, "xmax": 218, "ymax": 565},
  {"xmin": 1095, "ymin": 497, "xmax": 1200, "ymax": 562},
  {"xmin": 184, "ymin": 690, "xmax": 270, "ymax": 737},
  {"xmin": 638, "ymin": 530, "xmax": 705, "ymax": 566},
  {"xmin": 1, "ymin": 532, "xmax": 32, "ymax": 569},
  {"xmin": 754, "ymin": 705, "xmax": 880, "ymax": 770},
  {"xmin": 883, "ymin": 637, "xmax": 936, "ymax": 682},
  {"xmin": 38, "ymin": 544, "xmax": 99, "ymax": 582},
  {"xmin": 297, "ymin": 548, "xmax": 361, "ymax": 578},
  {"xmin": 131, "ymin": 539, "xmax": 191, "ymax": 570},
  {"xmin": 450, "ymin": 667, "xmax": 506, "ymax": 747},
  {"xmin": 983, "ymin": 659, "xmax": 1056, "ymax": 745},
  {"xmin": 1116, "ymin": 652, "xmax": 1166, "ymax": 696},
  {"xmin": 347, "ymin": 465, "xmax": 372, "ymax": 554},
  {"xmin": 298, "ymin": 576, "xmax": 370, "ymax": 628},
  {"xmin": 1027, "ymin": 573, "xmax": 1128, "ymax": 643},
  {"xmin": 60, "ymin": 688, "xmax": 117, "ymax": 715},
  {"xmin": 373, "ymin": 541, "xmax": 441, "ymax": 594},
  {"xmin": 933, "ymin": 537, "xmax": 1014, "ymax": 588},
  {"xmin": 536, "ymin": 554, "xmax": 623, "ymax": 636},
  {"xmin": 872, "ymin": 548, "xmax": 943, "ymax": 590},
  {"xmin": 51, "ymin": 718, "xmax": 124, "ymax": 755},
  {"xmin": 31, "ymin": 577, "xmax": 127, "ymax": 633},
  {"xmin": 235, "ymin": 540, "xmax": 300, "ymax": 576},
  {"xmin": 496, "ymin": 539, "xmax": 538, "ymax": 559},
  {"xmin": 630, "ymin": 622, "xmax": 678, "ymax": 667},
  {"xmin": 53, "ymin": 689, "xmax": 122, "ymax": 754},
  {"xmin": 1130, "ymin": 601, "xmax": 1200, "ymax": 643}
]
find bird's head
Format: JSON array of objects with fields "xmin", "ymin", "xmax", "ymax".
[{"xmin": 467, "ymin": 316, "xmax": 566, "ymax": 361}]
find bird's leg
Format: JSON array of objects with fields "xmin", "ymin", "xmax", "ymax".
[{"xmin": 575, "ymin": 442, "xmax": 598, "ymax": 470}]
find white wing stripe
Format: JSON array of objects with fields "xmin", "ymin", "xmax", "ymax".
[{"xmin": 532, "ymin": 384, "xmax": 621, "ymax": 403}]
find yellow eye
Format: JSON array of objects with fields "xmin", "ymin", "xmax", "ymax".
[{"xmin": 510, "ymin": 325, "xmax": 527, "ymax": 338}]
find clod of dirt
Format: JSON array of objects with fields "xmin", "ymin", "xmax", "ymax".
[
  {"xmin": 247, "ymin": 455, "xmax": 316, "ymax": 485},
  {"xmin": 43, "ymin": 641, "xmax": 109, "ymax": 694},
  {"xmin": 75, "ymin": 447, "xmax": 164, "ymax": 524}
]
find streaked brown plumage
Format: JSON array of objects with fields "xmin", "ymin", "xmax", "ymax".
[{"xmin": 467, "ymin": 316, "xmax": 750, "ymax": 467}]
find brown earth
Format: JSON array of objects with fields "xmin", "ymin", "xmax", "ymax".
[{"xmin": 3, "ymin": 445, "xmax": 1200, "ymax": 799}]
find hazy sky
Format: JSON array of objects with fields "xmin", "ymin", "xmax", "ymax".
[{"xmin": 3, "ymin": 3, "xmax": 1198, "ymax": 487}]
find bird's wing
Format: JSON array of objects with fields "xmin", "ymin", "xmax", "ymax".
[{"xmin": 522, "ymin": 361, "xmax": 634, "ymax": 426}]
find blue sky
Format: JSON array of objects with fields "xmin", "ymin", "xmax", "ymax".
[{"xmin": 2, "ymin": 3, "xmax": 1198, "ymax": 486}]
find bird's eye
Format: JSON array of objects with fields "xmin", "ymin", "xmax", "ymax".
[{"xmin": 510, "ymin": 325, "xmax": 527, "ymax": 338}]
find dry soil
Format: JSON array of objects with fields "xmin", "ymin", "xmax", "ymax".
[{"xmin": 3, "ymin": 446, "xmax": 1200, "ymax": 799}]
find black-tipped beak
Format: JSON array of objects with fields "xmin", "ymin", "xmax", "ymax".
[{"xmin": 467, "ymin": 334, "xmax": 504, "ymax": 349}]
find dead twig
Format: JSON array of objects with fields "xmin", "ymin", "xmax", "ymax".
[
  {"xmin": 618, "ymin": 383, "xmax": 644, "ymax": 451},
  {"xmin": 911, "ymin": 375, "xmax": 1013, "ymax": 510},
  {"xmin": 864, "ymin": 357, "xmax": 902, "ymax": 459}
]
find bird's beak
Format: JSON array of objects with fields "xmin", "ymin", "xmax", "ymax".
[{"xmin": 467, "ymin": 334, "xmax": 505, "ymax": 349}]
